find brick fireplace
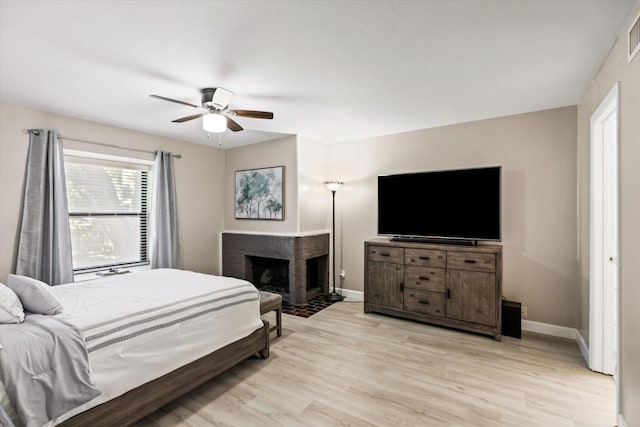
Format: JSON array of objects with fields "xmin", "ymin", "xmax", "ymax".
[{"xmin": 222, "ymin": 232, "xmax": 330, "ymax": 305}]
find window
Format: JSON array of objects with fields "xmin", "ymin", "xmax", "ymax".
[{"xmin": 64, "ymin": 152, "xmax": 151, "ymax": 272}]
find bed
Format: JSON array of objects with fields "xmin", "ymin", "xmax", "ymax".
[{"xmin": 0, "ymin": 268, "xmax": 270, "ymax": 427}]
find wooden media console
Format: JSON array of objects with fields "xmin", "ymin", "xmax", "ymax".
[{"xmin": 364, "ymin": 238, "xmax": 503, "ymax": 340}]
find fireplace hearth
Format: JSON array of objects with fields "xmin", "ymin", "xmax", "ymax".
[{"xmin": 222, "ymin": 233, "xmax": 330, "ymax": 305}]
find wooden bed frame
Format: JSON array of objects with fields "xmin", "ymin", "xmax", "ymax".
[{"xmin": 60, "ymin": 321, "xmax": 270, "ymax": 426}]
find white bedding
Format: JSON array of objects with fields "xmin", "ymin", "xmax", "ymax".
[{"xmin": 44, "ymin": 268, "xmax": 263, "ymax": 426}]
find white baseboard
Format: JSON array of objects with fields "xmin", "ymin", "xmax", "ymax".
[
  {"xmin": 618, "ymin": 413, "xmax": 628, "ymax": 427},
  {"xmin": 576, "ymin": 331, "xmax": 589, "ymax": 365},
  {"xmin": 338, "ymin": 288, "xmax": 364, "ymax": 301},
  {"xmin": 522, "ymin": 319, "xmax": 577, "ymax": 340}
]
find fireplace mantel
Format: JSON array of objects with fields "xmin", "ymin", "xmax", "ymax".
[{"xmin": 222, "ymin": 232, "xmax": 330, "ymax": 305}]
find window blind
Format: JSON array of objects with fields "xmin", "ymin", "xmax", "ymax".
[{"xmin": 65, "ymin": 156, "xmax": 150, "ymax": 271}]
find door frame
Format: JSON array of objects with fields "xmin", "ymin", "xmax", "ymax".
[{"xmin": 589, "ymin": 81, "xmax": 620, "ymax": 376}]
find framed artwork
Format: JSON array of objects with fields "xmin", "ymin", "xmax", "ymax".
[{"xmin": 235, "ymin": 166, "xmax": 284, "ymax": 220}]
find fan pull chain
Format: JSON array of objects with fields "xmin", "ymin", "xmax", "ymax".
[{"xmin": 205, "ymin": 133, "xmax": 223, "ymax": 147}]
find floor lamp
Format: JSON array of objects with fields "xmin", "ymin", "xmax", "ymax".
[{"xmin": 324, "ymin": 181, "xmax": 345, "ymax": 302}]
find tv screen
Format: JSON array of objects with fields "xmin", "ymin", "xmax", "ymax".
[{"xmin": 377, "ymin": 166, "xmax": 501, "ymax": 242}]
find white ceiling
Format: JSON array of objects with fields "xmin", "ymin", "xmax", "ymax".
[{"xmin": 0, "ymin": 0, "xmax": 635, "ymax": 149}]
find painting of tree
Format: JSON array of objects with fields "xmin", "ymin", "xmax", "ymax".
[{"xmin": 235, "ymin": 166, "xmax": 284, "ymax": 220}]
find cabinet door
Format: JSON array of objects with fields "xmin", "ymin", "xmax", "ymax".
[
  {"xmin": 446, "ymin": 270, "xmax": 496, "ymax": 326},
  {"xmin": 367, "ymin": 261, "xmax": 403, "ymax": 309}
]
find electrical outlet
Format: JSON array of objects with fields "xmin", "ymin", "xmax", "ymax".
[
  {"xmin": 521, "ymin": 306, "xmax": 528, "ymax": 319},
  {"xmin": 339, "ymin": 270, "xmax": 346, "ymax": 279}
]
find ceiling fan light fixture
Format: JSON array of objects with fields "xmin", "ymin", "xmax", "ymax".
[
  {"xmin": 151, "ymin": 88, "xmax": 272, "ymax": 134},
  {"xmin": 202, "ymin": 113, "xmax": 226, "ymax": 133}
]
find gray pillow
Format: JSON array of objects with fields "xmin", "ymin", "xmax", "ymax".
[
  {"xmin": 0, "ymin": 283, "xmax": 25, "ymax": 324},
  {"xmin": 6, "ymin": 274, "xmax": 64, "ymax": 315}
]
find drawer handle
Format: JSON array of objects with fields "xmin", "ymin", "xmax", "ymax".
[
  {"xmin": 464, "ymin": 259, "xmax": 477, "ymax": 264},
  {"xmin": 419, "ymin": 256, "xmax": 430, "ymax": 260},
  {"xmin": 380, "ymin": 253, "xmax": 391, "ymax": 257},
  {"xmin": 419, "ymin": 299, "xmax": 430, "ymax": 305},
  {"xmin": 446, "ymin": 289, "xmax": 451, "ymax": 299},
  {"xmin": 419, "ymin": 276, "xmax": 430, "ymax": 281}
]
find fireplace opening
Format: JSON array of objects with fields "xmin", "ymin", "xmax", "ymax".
[
  {"xmin": 307, "ymin": 258, "xmax": 318, "ymax": 291},
  {"xmin": 247, "ymin": 256, "xmax": 289, "ymax": 294},
  {"xmin": 306, "ymin": 255, "xmax": 328, "ymax": 298}
]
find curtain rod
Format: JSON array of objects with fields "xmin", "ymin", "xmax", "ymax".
[{"xmin": 22, "ymin": 130, "xmax": 182, "ymax": 159}]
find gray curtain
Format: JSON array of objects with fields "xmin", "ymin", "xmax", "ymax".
[
  {"xmin": 150, "ymin": 151, "xmax": 182, "ymax": 269},
  {"xmin": 16, "ymin": 129, "xmax": 74, "ymax": 285}
]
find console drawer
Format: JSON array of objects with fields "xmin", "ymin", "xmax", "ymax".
[
  {"xmin": 404, "ymin": 289, "xmax": 445, "ymax": 316},
  {"xmin": 447, "ymin": 251, "xmax": 496, "ymax": 272},
  {"xmin": 367, "ymin": 245, "xmax": 404, "ymax": 264},
  {"xmin": 404, "ymin": 266, "xmax": 446, "ymax": 292},
  {"xmin": 405, "ymin": 248, "xmax": 446, "ymax": 268}
]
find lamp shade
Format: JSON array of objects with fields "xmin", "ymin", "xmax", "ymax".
[
  {"xmin": 324, "ymin": 181, "xmax": 343, "ymax": 192},
  {"xmin": 203, "ymin": 113, "xmax": 227, "ymax": 133}
]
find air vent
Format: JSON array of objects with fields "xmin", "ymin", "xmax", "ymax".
[{"xmin": 629, "ymin": 10, "xmax": 640, "ymax": 63}]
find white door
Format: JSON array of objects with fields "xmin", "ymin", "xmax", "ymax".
[
  {"xmin": 589, "ymin": 82, "xmax": 619, "ymax": 378},
  {"xmin": 601, "ymin": 106, "xmax": 618, "ymax": 378}
]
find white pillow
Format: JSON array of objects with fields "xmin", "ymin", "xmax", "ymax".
[
  {"xmin": 6, "ymin": 274, "xmax": 64, "ymax": 315},
  {"xmin": 0, "ymin": 283, "xmax": 25, "ymax": 323}
]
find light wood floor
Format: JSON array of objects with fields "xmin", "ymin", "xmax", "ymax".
[{"xmin": 134, "ymin": 301, "xmax": 615, "ymax": 427}]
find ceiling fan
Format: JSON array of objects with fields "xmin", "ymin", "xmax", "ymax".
[{"xmin": 150, "ymin": 87, "xmax": 274, "ymax": 133}]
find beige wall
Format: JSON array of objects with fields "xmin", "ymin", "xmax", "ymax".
[
  {"xmin": 224, "ymin": 135, "xmax": 298, "ymax": 233},
  {"xmin": 0, "ymin": 103, "xmax": 226, "ymax": 280},
  {"xmin": 327, "ymin": 106, "xmax": 579, "ymax": 328},
  {"xmin": 297, "ymin": 136, "xmax": 330, "ymax": 233},
  {"xmin": 577, "ymin": 1, "xmax": 640, "ymax": 424}
]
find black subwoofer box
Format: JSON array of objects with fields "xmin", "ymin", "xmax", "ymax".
[{"xmin": 502, "ymin": 300, "xmax": 521, "ymax": 339}]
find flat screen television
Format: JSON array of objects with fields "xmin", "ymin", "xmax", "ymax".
[{"xmin": 377, "ymin": 166, "xmax": 501, "ymax": 244}]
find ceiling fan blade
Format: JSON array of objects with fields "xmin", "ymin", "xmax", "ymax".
[
  {"xmin": 228, "ymin": 110, "xmax": 274, "ymax": 119},
  {"xmin": 172, "ymin": 113, "xmax": 204, "ymax": 123},
  {"xmin": 226, "ymin": 116, "xmax": 244, "ymax": 132},
  {"xmin": 150, "ymin": 94, "xmax": 201, "ymax": 109}
]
